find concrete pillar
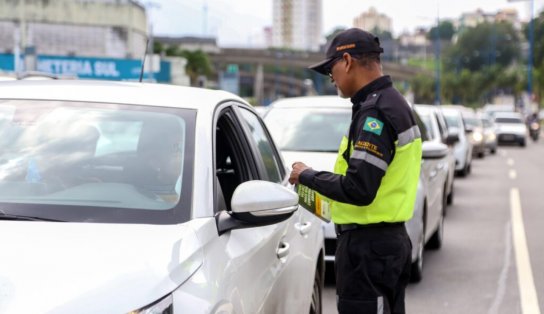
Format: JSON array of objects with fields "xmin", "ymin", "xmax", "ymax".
[{"xmin": 254, "ymin": 63, "xmax": 264, "ymax": 106}]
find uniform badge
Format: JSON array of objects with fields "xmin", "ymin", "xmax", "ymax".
[{"xmin": 363, "ymin": 117, "xmax": 384, "ymax": 136}]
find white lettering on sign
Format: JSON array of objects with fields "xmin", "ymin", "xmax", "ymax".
[
  {"xmin": 94, "ymin": 61, "xmax": 120, "ymax": 77},
  {"xmin": 37, "ymin": 59, "xmax": 93, "ymax": 76}
]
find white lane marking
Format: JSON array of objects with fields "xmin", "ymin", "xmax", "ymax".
[
  {"xmin": 509, "ymin": 169, "xmax": 517, "ymax": 180},
  {"xmin": 507, "ymin": 158, "xmax": 515, "ymax": 166},
  {"xmin": 488, "ymin": 222, "xmax": 512, "ymax": 314},
  {"xmin": 511, "ymin": 188, "xmax": 541, "ymax": 314}
]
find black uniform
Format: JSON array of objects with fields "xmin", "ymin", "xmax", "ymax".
[{"xmin": 300, "ymin": 75, "xmax": 414, "ymax": 314}]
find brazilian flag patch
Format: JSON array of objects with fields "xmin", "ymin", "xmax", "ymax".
[{"xmin": 363, "ymin": 117, "xmax": 384, "ymax": 135}]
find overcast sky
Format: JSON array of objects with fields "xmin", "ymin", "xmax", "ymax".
[{"xmin": 149, "ymin": 0, "xmax": 544, "ymax": 47}]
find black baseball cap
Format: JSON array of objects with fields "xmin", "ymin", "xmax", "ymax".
[{"xmin": 309, "ymin": 28, "xmax": 384, "ymax": 75}]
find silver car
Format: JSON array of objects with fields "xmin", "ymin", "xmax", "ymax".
[
  {"xmin": 264, "ymin": 96, "xmax": 448, "ymax": 282},
  {"xmin": 441, "ymin": 106, "xmax": 474, "ymax": 177},
  {"xmin": 494, "ymin": 111, "xmax": 528, "ymax": 147},
  {"xmin": 0, "ymin": 80, "xmax": 324, "ymax": 314}
]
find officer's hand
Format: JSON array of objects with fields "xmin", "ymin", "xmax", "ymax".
[{"xmin": 289, "ymin": 162, "xmax": 311, "ymax": 185}]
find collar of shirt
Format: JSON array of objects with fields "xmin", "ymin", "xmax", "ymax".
[{"xmin": 350, "ymin": 75, "xmax": 393, "ymax": 108}]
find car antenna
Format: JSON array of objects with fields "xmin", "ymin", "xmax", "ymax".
[{"xmin": 139, "ymin": 38, "xmax": 150, "ymax": 82}]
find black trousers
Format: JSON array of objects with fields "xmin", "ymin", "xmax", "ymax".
[{"xmin": 335, "ymin": 224, "xmax": 412, "ymax": 314}]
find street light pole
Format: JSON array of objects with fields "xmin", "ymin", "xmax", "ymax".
[
  {"xmin": 434, "ymin": 2, "xmax": 441, "ymax": 105},
  {"xmin": 508, "ymin": 0, "xmax": 535, "ymax": 98}
]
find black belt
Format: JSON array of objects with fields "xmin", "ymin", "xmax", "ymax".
[{"xmin": 335, "ymin": 222, "xmax": 405, "ymax": 235}]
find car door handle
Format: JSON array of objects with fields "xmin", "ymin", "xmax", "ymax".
[
  {"xmin": 277, "ymin": 242, "xmax": 290, "ymax": 259},
  {"xmin": 295, "ymin": 222, "xmax": 312, "ymax": 236}
]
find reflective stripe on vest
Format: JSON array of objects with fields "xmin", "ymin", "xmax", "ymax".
[{"xmin": 330, "ymin": 126, "xmax": 422, "ymax": 225}]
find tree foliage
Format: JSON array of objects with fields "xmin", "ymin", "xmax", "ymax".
[
  {"xmin": 444, "ymin": 22, "xmax": 520, "ymax": 73},
  {"xmin": 428, "ymin": 20, "xmax": 456, "ymax": 41},
  {"xmin": 154, "ymin": 44, "xmax": 213, "ymax": 86}
]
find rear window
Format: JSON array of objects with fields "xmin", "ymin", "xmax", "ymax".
[{"xmin": 495, "ymin": 117, "xmax": 523, "ymax": 124}]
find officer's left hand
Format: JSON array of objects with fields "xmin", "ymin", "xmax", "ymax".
[{"xmin": 289, "ymin": 162, "xmax": 311, "ymax": 185}]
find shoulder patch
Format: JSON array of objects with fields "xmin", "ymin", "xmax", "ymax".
[{"xmin": 363, "ymin": 116, "xmax": 384, "ymax": 135}]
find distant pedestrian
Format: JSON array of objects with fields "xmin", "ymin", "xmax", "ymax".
[{"xmin": 289, "ymin": 28, "xmax": 422, "ymax": 314}]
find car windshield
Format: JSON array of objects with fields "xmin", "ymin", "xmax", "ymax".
[
  {"xmin": 0, "ymin": 99, "xmax": 195, "ymax": 224},
  {"xmin": 463, "ymin": 117, "xmax": 483, "ymax": 128},
  {"xmin": 265, "ymin": 107, "xmax": 350, "ymax": 152},
  {"xmin": 495, "ymin": 117, "xmax": 523, "ymax": 124},
  {"xmin": 442, "ymin": 112, "xmax": 460, "ymax": 129},
  {"xmin": 417, "ymin": 113, "xmax": 436, "ymax": 140}
]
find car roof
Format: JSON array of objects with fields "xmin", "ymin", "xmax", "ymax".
[
  {"xmin": 0, "ymin": 80, "xmax": 245, "ymax": 110},
  {"xmin": 269, "ymin": 95, "xmax": 352, "ymax": 109},
  {"xmin": 493, "ymin": 111, "xmax": 524, "ymax": 119}
]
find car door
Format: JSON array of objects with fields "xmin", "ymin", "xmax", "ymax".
[
  {"xmin": 191, "ymin": 104, "xmax": 293, "ymax": 314},
  {"xmin": 235, "ymin": 105, "xmax": 320, "ymax": 313}
]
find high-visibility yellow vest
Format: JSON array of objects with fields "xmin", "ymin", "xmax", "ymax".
[{"xmin": 330, "ymin": 126, "xmax": 422, "ymax": 224}]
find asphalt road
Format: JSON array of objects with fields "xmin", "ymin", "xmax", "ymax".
[{"xmin": 323, "ymin": 138, "xmax": 544, "ymax": 314}]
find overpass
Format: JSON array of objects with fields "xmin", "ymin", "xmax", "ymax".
[{"xmin": 209, "ymin": 48, "xmax": 427, "ymax": 104}]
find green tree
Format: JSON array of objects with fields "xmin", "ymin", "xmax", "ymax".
[
  {"xmin": 411, "ymin": 74, "xmax": 435, "ymax": 104},
  {"xmin": 523, "ymin": 11, "xmax": 544, "ymax": 104},
  {"xmin": 428, "ymin": 20, "xmax": 456, "ymax": 41},
  {"xmin": 180, "ymin": 50, "xmax": 213, "ymax": 86},
  {"xmin": 444, "ymin": 21, "xmax": 520, "ymax": 72}
]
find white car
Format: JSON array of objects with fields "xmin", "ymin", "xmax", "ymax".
[
  {"xmin": 494, "ymin": 111, "xmax": 528, "ymax": 146},
  {"xmin": 441, "ymin": 106, "xmax": 473, "ymax": 177},
  {"xmin": 0, "ymin": 80, "xmax": 325, "ymax": 314},
  {"xmin": 414, "ymin": 104, "xmax": 458, "ymax": 206},
  {"xmin": 264, "ymin": 96, "xmax": 448, "ymax": 282}
]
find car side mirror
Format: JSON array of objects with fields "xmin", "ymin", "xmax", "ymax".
[
  {"xmin": 445, "ymin": 131, "xmax": 459, "ymax": 145},
  {"xmin": 422, "ymin": 141, "xmax": 448, "ymax": 159},
  {"xmin": 215, "ymin": 180, "xmax": 298, "ymax": 235}
]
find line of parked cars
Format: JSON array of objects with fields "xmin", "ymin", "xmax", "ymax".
[{"xmin": 261, "ymin": 98, "xmax": 513, "ymax": 284}]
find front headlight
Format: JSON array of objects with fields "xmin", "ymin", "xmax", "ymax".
[
  {"xmin": 128, "ymin": 294, "xmax": 173, "ymax": 314},
  {"xmin": 472, "ymin": 132, "xmax": 483, "ymax": 142}
]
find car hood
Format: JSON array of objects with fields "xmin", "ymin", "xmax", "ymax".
[
  {"xmin": 0, "ymin": 221, "xmax": 203, "ymax": 314},
  {"xmin": 281, "ymin": 151, "xmax": 338, "ymax": 172}
]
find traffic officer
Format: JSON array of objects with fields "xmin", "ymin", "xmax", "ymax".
[{"xmin": 289, "ymin": 28, "xmax": 422, "ymax": 314}]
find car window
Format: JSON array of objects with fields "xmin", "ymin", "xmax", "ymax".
[
  {"xmin": 239, "ymin": 107, "xmax": 284, "ymax": 183},
  {"xmin": 0, "ymin": 100, "xmax": 195, "ymax": 224},
  {"xmin": 413, "ymin": 110, "xmax": 431, "ymax": 142},
  {"xmin": 495, "ymin": 117, "xmax": 523, "ymax": 124},
  {"xmin": 443, "ymin": 112, "xmax": 461, "ymax": 129},
  {"xmin": 264, "ymin": 107, "xmax": 351, "ymax": 152},
  {"xmin": 418, "ymin": 113, "xmax": 437, "ymax": 140}
]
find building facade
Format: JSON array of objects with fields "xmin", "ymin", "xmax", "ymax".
[
  {"xmin": 272, "ymin": 0, "xmax": 323, "ymax": 52},
  {"xmin": 0, "ymin": 0, "xmax": 148, "ymax": 58},
  {"xmin": 353, "ymin": 7, "xmax": 392, "ymax": 34}
]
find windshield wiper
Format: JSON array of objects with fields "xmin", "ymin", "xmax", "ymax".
[{"xmin": 0, "ymin": 212, "xmax": 64, "ymax": 222}]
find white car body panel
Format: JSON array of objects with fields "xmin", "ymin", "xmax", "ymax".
[{"xmin": 441, "ymin": 106, "xmax": 473, "ymax": 172}]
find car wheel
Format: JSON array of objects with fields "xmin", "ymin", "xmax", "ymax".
[
  {"xmin": 520, "ymin": 139, "xmax": 526, "ymax": 147},
  {"xmin": 490, "ymin": 147, "xmax": 497, "ymax": 154},
  {"xmin": 427, "ymin": 193, "xmax": 445, "ymax": 250},
  {"xmin": 446, "ymin": 180, "xmax": 454, "ymax": 205},
  {"xmin": 410, "ymin": 213, "xmax": 425, "ymax": 283},
  {"xmin": 309, "ymin": 263, "xmax": 323, "ymax": 314},
  {"xmin": 478, "ymin": 151, "xmax": 485, "ymax": 158}
]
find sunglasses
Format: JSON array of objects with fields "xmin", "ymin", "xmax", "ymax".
[{"xmin": 325, "ymin": 56, "xmax": 344, "ymax": 78}]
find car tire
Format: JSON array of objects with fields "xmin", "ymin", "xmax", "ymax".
[
  {"xmin": 309, "ymin": 261, "xmax": 323, "ymax": 314},
  {"xmin": 490, "ymin": 147, "xmax": 497, "ymax": 154},
  {"xmin": 478, "ymin": 151, "xmax": 485, "ymax": 158},
  {"xmin": 520, "ymin": 139, "xmax": 526, "ymax": 147},
  {"xmin": 446, "ymin": 180, "xmax": 454, "ymax": 205},
  {"xmin": 410, "ymin": 212, "xmax": 425, "ymax": 283},
  {"xmin": 427, "ymin": 192, "xmax": 445, "ymax": 250}
]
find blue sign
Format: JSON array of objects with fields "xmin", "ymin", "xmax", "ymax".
[{"xmin": 0, "ymin": 54, "xmax": 170, "ymax": 82}]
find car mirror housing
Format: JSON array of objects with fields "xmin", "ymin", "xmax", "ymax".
[
  {"xmin": 215, "ymin": 180, "xmax": 298, "ymax": 235},
  {"xmin": 422, "ymin": 141, "xmax": 449, "ymax": 159},
  {"xmin": 445, "ymin": 131, "xmax": 460, "ymax": 145}
]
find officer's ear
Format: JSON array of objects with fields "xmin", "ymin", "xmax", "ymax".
[{"xmin": 343, "ymin": 53, "xmax": 355, "ymax": 73}]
